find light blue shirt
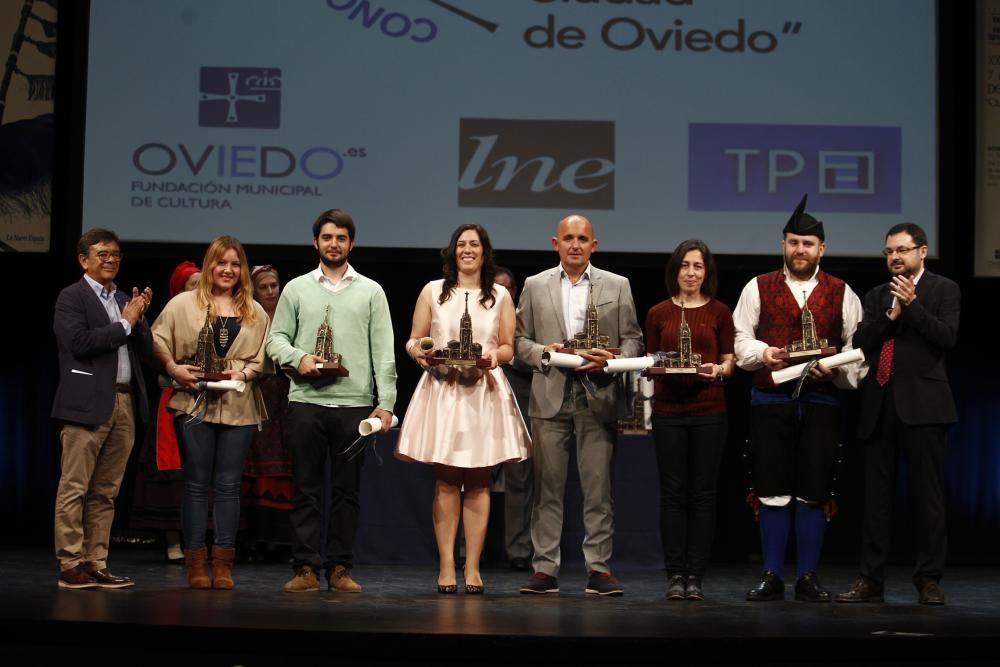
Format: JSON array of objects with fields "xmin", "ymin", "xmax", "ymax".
[
  {"xmin": 559, "ymin": 264, "xmax": 592, "ymax": 341},
  {"xmin": 83, "ymin": 274, "xmax": 132, "ymax": 385}
]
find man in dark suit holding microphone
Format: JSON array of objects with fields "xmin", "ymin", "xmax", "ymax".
[
  {"xmin": 52, "ymin": 228, "xmax": 152, "ymax": 589},
  {"xmin": 836, "ymin": 223, "xmax": 960, "ymax": 605}
]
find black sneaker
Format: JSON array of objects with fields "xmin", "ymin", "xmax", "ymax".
[
  {"xmin": 520, "ymin": 572, "xmax": 559, "ymax": 594},
  {"xmin": 585, "ymin": 571, "xmax": 624, "ymax": 597},
  {"xmin": 666, "ymin": 575, "xmax": 685, "ymax": 600},
  {"xmin": 684, "ymin": 575, "xmax": 704, "ymax": 601}
]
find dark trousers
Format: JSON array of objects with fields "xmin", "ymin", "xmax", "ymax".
[
  {"xmin": 176, "ymin": 418, "xmax": 255, "ymax": 550},
  {"xmin": 860, "ymin": 384, "xmax": 947, "ymax": 587},
  {"xmin": 652, "ymin": 414, "xmax": 727, "ymax": 577},
  {"xmin": 287, "ymin": 402, "xmax": 369, "ymax": 573}
]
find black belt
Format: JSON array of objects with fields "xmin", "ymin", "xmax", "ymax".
[{"xmin": 115, "ymin": 383, "xmax": 132, "ymax": 393}]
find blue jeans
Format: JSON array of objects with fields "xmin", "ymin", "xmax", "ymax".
[{"xmin": 176, "ymin": 417, "xmax": 254, "ymax": 550}]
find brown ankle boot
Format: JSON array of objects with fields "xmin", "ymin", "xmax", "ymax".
[
  {"xmin": 211, "ymin": 545, "xmax": 236, "ymax": 589},
  {"xmin": 183, "ymin": 548, "xmax": 210, "ymax": 589}
]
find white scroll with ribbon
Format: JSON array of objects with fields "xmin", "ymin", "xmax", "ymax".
[
  {"xmin": 162, "ymin": 378, "xmax": 246, "ymax": 393},
  {"xmin": 358, "ymin": 414, "xmax": 400, "ymax": 436},
  {"xmin": 602, "ymin": 356, "xmax": 656, "ymax": 374},
  {"xmin": 770, "ymin": 349, "xmax": 865, "ymax": 385},
  {"xmin": 541, "ymin": 351, "xmax": 586, "ymax": 369}
]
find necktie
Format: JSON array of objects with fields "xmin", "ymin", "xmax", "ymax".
[{"xmin": 876, "ymin": 338, "xmax": 894, "ymax": 386}]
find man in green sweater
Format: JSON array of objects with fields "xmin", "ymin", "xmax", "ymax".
[{"xmin": 267, "ymin": 209, "xmax": 397, "ymax": 593}]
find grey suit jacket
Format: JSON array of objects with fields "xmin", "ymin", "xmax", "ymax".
[{"xmin": 515, "ymin": 265, "xmax": 643, "ymax": 422}]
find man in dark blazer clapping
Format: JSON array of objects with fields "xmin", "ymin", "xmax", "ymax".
[
  {"xmin": 836, "ymin": 223, "xmax": 960, "ymax": 606},
  {"xmin": 52, "ymin": 228, "xmax": 152, "ymax": 589}
]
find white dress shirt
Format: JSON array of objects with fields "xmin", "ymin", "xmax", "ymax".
[
  {"xmin": 560, "ymin": 264, "xmax": 592, "ymax": 341},
  {"xmin": 312, "ymin": 263, "xmax": 359, "ymax": 293}
]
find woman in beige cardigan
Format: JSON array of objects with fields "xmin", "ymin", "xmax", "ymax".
[{"xmin": 152, "ymin": 236, "xmax": 269, "ymax": 589}]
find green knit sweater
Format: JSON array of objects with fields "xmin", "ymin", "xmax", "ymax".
[{"xmin": 266, "ymin": 270, "xmax": 397, "ymax": 411}]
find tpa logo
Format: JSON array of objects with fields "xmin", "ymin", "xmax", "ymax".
[
  {"xmin": 687, "ymin": 123, "xmax": 901, "ymax": 213},
  {"xmin": 458, "ymin": 119, "xmax": 615, "ymax": 209},
  {"xmin": 199, "ymin": 67, "xmax": 282, "ymax": 129}
]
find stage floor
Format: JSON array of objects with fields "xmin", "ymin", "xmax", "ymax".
[{"xmin": 1, "ymin": 546, "xmax": 997, "ymax": 665}]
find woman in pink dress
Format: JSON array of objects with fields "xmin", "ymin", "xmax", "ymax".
[{"xmin": 396, "ymin": 224, "xmax": 530, "ymax": 595}]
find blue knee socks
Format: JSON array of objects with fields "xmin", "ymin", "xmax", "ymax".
[
  {"xmin": 759, "ymin": 505, "xmax": 791, "ymax": 578},
  {"xmin": 794, "ymin": 502, "xmax": 826, "ymax": 577}
]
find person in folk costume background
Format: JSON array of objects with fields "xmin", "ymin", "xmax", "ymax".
[{"xmin": 733, "ymin": 195, "xmax": 864, "ymax": 603}]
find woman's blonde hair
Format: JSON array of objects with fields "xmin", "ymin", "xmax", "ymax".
[{"xmin": 196, "ymin": 235, "xmax": 257, "ymax": 325}]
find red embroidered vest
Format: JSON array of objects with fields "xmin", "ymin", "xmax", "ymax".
[{"xmin": 753, "ymin": 270, "xmax": 845, "ymax": 389}]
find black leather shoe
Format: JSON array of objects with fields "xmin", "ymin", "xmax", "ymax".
[
  {"xmin": 86, "ymin": 568, "xmax": 135, "ymax": 589},
  {"xmin": 684, "ymin": 575, "xmax": 704, "ymax": 601},
  {"xmin": 834, "ymin": 577, "xmax": 884, "ymax": 603},
  {"xmin": 666, "ymin": 575, "xmax": 685, "ymax": 600},
  {"xmin": 746, "ymin": 571, "xmax": 784, "ymax": 601},
  {"xmin": 794, "ymin": 572, "xmax": 830, "ymax": 602},
  {"xmin": 918, "ymin": 581, "xmax": 945, "ymax": 606}
]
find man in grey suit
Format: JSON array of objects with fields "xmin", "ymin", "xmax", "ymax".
[{"xmin": 515, "ymin": 215, "xmax": 643, "ymax": 596}]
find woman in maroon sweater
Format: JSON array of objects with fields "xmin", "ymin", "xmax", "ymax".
[{"xmin": 645, "ymin": 239, "xmax": 735, "ymax": 601}]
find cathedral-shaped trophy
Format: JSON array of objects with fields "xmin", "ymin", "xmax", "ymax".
[
  {"xmin": 562, "ymin": 285, "xmax": 621, "ymax": 355},
  {"xmin": 773, "ymin": 295, "xmax": 836, "ymax": 362},
  {"xmin": 643, "ymin": 306, "xmax": 713, "ymax": 376},
  {"xmin": 311, "ymin": 305, "xmax": 350, "ymax": 377},
  {"xmin": 427, "ymin": 292, "xmax": 491, "ymax": 368},
  {"xmin": 181, "ymin": 307, "xmax": 229, "ymax": 381}
]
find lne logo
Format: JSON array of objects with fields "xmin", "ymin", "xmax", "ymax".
[{"xmin": 458, "ymin": 119, "xmax": 615, "ymax": 209}]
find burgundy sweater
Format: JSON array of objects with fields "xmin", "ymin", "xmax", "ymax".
[{"xmin": 644, "ymin": 298, "xmax": 734, "ymax": 416}]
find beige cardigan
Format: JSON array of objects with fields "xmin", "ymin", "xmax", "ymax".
[{"xmin": 152, "ymin": 290, "xmax": 270, "ymax": 427}]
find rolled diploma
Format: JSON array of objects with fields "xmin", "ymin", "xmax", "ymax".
[
  {"xmin": 602, "ymin": 356, "xmax": 656, "ymax": 374},
  {"xmin": 165, "ymin": 379, "xmax": 246, "ymax": 392},
  {"xmin": 204, "ymin": 379, "xmax": 246, "ymax": 392},
  {"xmin": 541, "ymin": 351, "xmax": 585, "ymax": 369},
  {"xmin": 358, "ymin": 414, "xmax": 400, "ymax": 436},
  {"xmin": 770, "ymin": 348, "xmax": 865, "ymax": 385}
]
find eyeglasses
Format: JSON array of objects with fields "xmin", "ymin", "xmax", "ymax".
[
  {"xmin": 881, "ymin": 246, "xmax": 922, "ymax": 257},
  {"xmin": 91, "ymin": 251, "xmax": 123, "ymax": 262}
]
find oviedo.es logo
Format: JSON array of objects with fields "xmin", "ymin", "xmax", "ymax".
[
  {"xmin": 199, "ymin": 67, "xmax": 282, "ymax": 129},
  {"xmin": 458, "ymin": 119, "xmax": 615, "ymax": 209}
]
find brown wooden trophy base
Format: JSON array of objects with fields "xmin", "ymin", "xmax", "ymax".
[
  {"xmin": 315, "ymin": 362, "xmax": 350, "ymax": 377},
  {"xmin": 281, "ymin": 361, "xmax": 350, "ymax": 378},
  {"xmin": 426, "ymin": 357, "xmax": 492, "ymax": 369},
  {"xmin": 643, "ymin": 363, "xmax": 714, "ymax": 378},
  {"xmin": 773, "ymin": 347, "xmax": 836, "ymax": 363},
  {"xmin": 194, "ymin": 371, "xmax": 231, "ymax": 382}
]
